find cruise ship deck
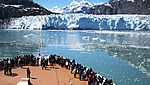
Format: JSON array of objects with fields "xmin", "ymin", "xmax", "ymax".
[{"xmin": 0, "ymin": 64, "xmax": 87, "ymax": 85}]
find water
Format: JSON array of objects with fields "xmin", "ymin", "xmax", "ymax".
[{"xmin": 0, "ymin": 29, "xmax": 150, "ymax": 85}]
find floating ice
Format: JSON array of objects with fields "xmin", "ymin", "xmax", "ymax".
[
  {"xmin": 92, "ymin": 37, "xmax": 99, "ymax": 40},
  {"xmin": 99, "ymin": 39, "xmax": 106, "ymax": 42},
  {"xmin": 82, "ymin": 36, "xmax": 89, "ymax": 40}
]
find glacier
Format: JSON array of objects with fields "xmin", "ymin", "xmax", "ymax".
[{"xmin": 9, "ymin": 14, "xmax": 150, "ymax": 30}]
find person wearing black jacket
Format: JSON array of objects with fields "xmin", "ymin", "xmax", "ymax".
[{"xmin": 27, "ymin": 68, "xmax": 31, "ymax": 78}]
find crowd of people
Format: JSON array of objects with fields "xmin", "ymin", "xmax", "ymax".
[{"xmin": 0, "ymin": 54, "xmax": 115, "ymax": 85}]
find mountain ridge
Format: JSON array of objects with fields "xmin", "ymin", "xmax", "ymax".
[
  {"xmin": 0, "ymin": 0, "xmax": 54, "ymax": 20},
  {"xmin": 85, "ymin": 0, "xmax": 150, "ymax": 15}
]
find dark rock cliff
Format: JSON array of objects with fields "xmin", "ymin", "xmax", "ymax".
[
  {"xmin": 86, "ymin": 4, "xmax": 114, "ymax": 15},
  {"xmin": 0, "ymin": 0, "xmax": 53, "ymax": 20},
  {"xmin": 85, "ymin": 0, "xmax": 150, "ymax": 15}
]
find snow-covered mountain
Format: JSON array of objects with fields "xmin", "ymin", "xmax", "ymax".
[
  {"xmin": 50, "ymin": 0, "xmax": 92, "ymax": 13},
  {"xmin": 7, "ymin": 14, "xmax": 150, "ymax": 30},
  {"xmin": 50, "ymin": 6, "xmax": 63, "ymax": 13}
]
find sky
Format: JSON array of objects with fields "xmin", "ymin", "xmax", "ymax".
[{"xmin": 33, "ymin": 0, "xmax": 109, "ymax": 10}]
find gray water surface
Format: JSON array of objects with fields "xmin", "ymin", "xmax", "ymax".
[{"xmin": 0, "ymin": 30, "xmax": 150, "ymax": 85}]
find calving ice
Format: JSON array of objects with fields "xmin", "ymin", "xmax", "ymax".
[{"xmin": 9, "ymin": 14, "xmax": 150, "ymax": 30}]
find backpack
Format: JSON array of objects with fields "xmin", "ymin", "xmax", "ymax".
[{"xmin": 73, "ymin": 68, "xmax": 76, "ymax": 74}]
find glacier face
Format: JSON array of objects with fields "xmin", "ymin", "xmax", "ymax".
[{"xmin": 9, "ymin": 14, "xmax": 150, "ymax": 30}]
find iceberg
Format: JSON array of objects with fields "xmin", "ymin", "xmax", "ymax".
[{"xmin": 9, "ymin": 14, "xmax": 150, "ymax": 30}]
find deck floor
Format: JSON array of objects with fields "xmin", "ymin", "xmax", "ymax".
[{"xmin": 0, "ymin": 64, "xmax": 87, "ymax": 85}]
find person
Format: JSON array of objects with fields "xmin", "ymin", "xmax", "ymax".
[
  {"xmin": 18, "ymin": 57, "xmax": 22, "ymax": 68},
  {"xmin": 70, "ymin": 63, "xmax": 72, "ymax": 73},
  {"xmin": 8, "ymin": 64, "xmax": 12, "ymax": 75},
  {"xmin": 46, "ymin": 59, "xmax": 48, "ymax": 66},
  {"xmin": 91, "ymin": 73, "xmax": 96, "ymax": 85},
  {"xmin": 0, "ymin": 61, "xmax": 2, "ymax": 71},
  {"xmin": 97, "ymin": 76, "xmax": 101, "ymax": 85},
  {"xmin": 32, "ymin": 56, "xmax": 36, "ymax": 66},
  {"xmin": 104, "ymin": 79, "xmax": 109, "ymax": 85},
  {"xmin": 78, "ymin": 64, "xmax": 82, "ymax": 80},
  {"xmin": 50, "ymin": 55, "xmax": 55, "ymax": 68},
  {"xmin": 108, "ymin": 79, "xmax": 113, "ymax": 85},
  {"xmin": 28, "ymin": 78, "xmax": 32, "ymax": 85},
  {"xmin": 36, "ymin": 55, "xmax": 40, "ymax": 66},
  {"xmin": 4, "ymin": 59, "xmax": 8, "ymax": 75},
  {"xmin": 65, "ymin": 60, "xmax": 69, "ymax": 69},
  {"xmin": 27, "ymin": 68, "xmax": 31, "ymax": 78},
  {"xmin": 61, "ymin": 58, "xmax": 65, "ymax": 68},
  {"xmin": 71, "ymin": 59, "xmax": 75, "ymax": 73},
  {"xmin": 88, "ymin": 74, "xmax": 92, "ymax": 85},
  {"xmin": 41, "ymin": 57, "xmax": 45, "ymax": 67},
  {"xmin": 100, "ymin": 76, "xmax": 104, "ymax": 84},
  {"xmin": 73, "ymin": 67, "xmax": 77, "ymax": 78},
  {"xmin": 82, "ymin": 67, "xmax": 86, "ymax": 81},
  {"xmin": 42, "ymin": 60, "xmax": 46, "ymax": 70}
]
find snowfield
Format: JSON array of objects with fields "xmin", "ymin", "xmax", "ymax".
[{"xmin": 9, "ymin": 14, "xmax": 150, "ymax": 30}]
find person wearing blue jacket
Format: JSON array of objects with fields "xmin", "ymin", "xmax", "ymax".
[{"xmin": 78, "ymin": 64, "xmax": 82, "ymax": 80}]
